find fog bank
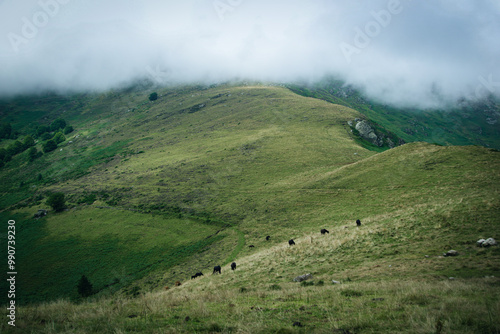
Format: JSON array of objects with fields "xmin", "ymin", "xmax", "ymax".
[{"xmin": 0, "ymin": 0, "xmax": 499, "ymax": 108}]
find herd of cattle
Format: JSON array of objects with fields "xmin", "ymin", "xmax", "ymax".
[{"xmin": 188, "ymin": 219, "xmax": 362, "ymax": 280}]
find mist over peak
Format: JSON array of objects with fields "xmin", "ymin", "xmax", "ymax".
[{"xmin": 0, "ymin": 0, "xmax": 499, "ymax": 108}]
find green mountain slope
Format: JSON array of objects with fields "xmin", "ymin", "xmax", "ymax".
[
  {"xmin": 0, "ymin": 84, "xmax": 372, "ymax": 303},
  {"xmin": 288, "ymin": 79, "xmax": 500, "ymax": 149},
  {"xmin": 0, "ymin": 84, "xmax": 499, "ymax": 333}
]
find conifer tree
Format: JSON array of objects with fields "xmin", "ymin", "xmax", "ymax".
[{"xmin": 77, "ymin": 275, "xmax": 93, "ymax": 297}]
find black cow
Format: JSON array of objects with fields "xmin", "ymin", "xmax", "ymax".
[
  {"xmin": 266, "ymin": 236, "xmax": 270, "ymax": 241},
  {"xmin": 213, "ymin": 265, "xmax": 221, "ymax": 274},
  {"xmin": 191, "ymin": 272, "xmax": 203, "ymax": 279},
  {"xmin": 249, "ymin": 245, "xmax": 255, "ymax": 248},
  {"xmin": 289, "ymin": 239, "xmax": 295, "ymax": 246},
  {"xmin": 231, "ymin": 262, "xmax": 237, "ymax": 271},
  {"xmin": 320, "ymin": 229, "xmax": 329, "ymax": 235},
  {"xmin": 356, "ymin": 219, "xmax": 361, "ymax": 226}
]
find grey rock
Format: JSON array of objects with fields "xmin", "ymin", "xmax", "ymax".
[
  {"xmin": 355, "ymin": 120, "xmax": 383, "ymax": 147},
  {"xmin": 483, "ymin": 238, "xmax": 497, "ymax": 247},
  {"xmin": 444, "ymin": 250, "xmax": 459, "ymax": 257},
  {"xmin": 33, "ymin": 209, "xmax": 48, "ymax": 219},
  {"xmin": 486, "ymin": 117, "xmax": 497, "ymax": 125},
  {"xmin": 293, "ymin": 273, "xmax": 313, "ymax": 282},
  {"xmin": 386, "ymin": 137, "xmax": 395, "ymax": 148},
  {"xmin": 477, "ymin": 238, "xmax": 497, "ymax": 247}
]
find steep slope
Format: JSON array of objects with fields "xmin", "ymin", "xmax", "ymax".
[
  {"xmin": 0, "ymin": 84, "xmax": 372, "ymax": 303},
  {"xmin": 1, "ymin": 84, "xmax": 499, "ymax": 333},
  {"xmin": 59, "ymin": 85, "xmax": 368, "ymax": 212},
  {"xmin": 4, "ymin": 142, "xmax": 500, "ymax": 333}
]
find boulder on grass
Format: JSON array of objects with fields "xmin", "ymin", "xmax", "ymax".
[
  {"xmin": 33, "ymin": 209, "xmax": 48, "ymax": 219},
  {"xmin": 444, "ymin": 250, "xmax": 459, "ymax": 257},
  {"xmin": 478, "ymin": 238, "xmax": 497, "ymax": 247},
  {"xmin": 293, "ymin": 274, "xmax": 313, "ymax": 282}
]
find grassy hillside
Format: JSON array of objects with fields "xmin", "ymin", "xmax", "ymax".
[
  {"xmin": 3, "ymin": 142, "xmax": 500, "ymax": 333},
  {"xmin": 0, "ymin": 84, "xmax": 499, "ymax": 333},
  {"xmin": 0, "ymin": 84, "xmax": 370, "ymax": 303},
  {"xmin": 0, "ymin": 208, "xmax": 233, "ymax": 304}
]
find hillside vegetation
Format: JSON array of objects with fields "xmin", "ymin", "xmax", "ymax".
[
  {"xmin": 288, "ymin": 78, "xmax": 500, "ymax": 149},
  {"xmin": 0, "ymin": 84, "xmax": 371, "ymax": 303},
  {"xmin": 0, "ymin": 84, "xmax": 499, "ymax": 333}
]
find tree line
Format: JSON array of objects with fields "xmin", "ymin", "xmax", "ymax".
[{"xmin": 0, "ymin": 118, "xmax": 74, "ymax": 168}]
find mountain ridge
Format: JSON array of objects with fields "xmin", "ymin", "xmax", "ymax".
[{"xmin": 287, "ymin": 78, "xmax": 500, "ymax": 149}]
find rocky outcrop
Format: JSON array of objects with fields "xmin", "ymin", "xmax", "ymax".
[
  {"xmin": 349, "ymin": 118, "xmax": 404, "ymax": 148},
  {"xmin": 355, "ymin": 120, "xmax": 384, "ymax": 147},
  {"xmin": 188, "ymin": 103, "xmax": 206, "ymax": 113}
]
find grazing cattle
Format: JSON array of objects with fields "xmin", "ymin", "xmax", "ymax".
[
  {"xmin": 213, "ymin": 265, "xmax": 222, "ymax": 274},
  {"xmin": 289, "ymin": 239, "xmax": 295, "ymax": 246},
  {"xmin": 191, "ymin": 272, "xmax": 203, "ymax": 279},
  {"xmin": 175, "ymin": 281, "xmax": 182, "ymax": 286},
  {"xmin": 320, "ymin": 229, "xmax": 329, "ymax": 235},
  {"xmin": 266, "ymin": 236, "xmax": 270, "ymax": 241},
  {"xmin": 231, "ymin": 262, "xmax": 237, "ymax": 271},
  {"xmin": 356, "ymin": 219, "xmax": 361, "ymax": 226},
  {"xmin": 249, "ymin": 245, "xmax": 255, "ymax": 248}
]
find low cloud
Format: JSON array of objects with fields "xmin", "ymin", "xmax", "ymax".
[{"xmin": 0, "ymin": 0, "xmax": 499, "ymax": 108}]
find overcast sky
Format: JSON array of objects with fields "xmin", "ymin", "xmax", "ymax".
[{"xmin": 0, "ymin": 0, "xmax": 499, "ymax": 108}]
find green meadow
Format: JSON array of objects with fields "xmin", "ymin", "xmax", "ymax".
[
  {"xmin": 0, "ymin": 83, "xmax": 499, "ymax": 333},
  {"xmin": 1, "ymin": 208, "xmax": 231, "ymax": 303}
]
